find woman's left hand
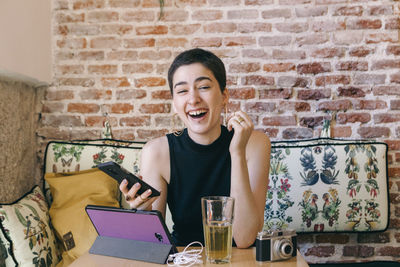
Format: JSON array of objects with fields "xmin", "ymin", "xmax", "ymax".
[{"xmin": 227, "ymin": 110, "xmax": 254, "ymax": 155}]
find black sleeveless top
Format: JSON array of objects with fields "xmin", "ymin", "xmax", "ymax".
[{"xmin": 166, "ymin": 126, "xmax": 233, "ymax": 246}]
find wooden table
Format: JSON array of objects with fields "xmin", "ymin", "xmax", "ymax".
[{"xmin": 70, "ymin": 248, "xmax": 309, "ymax": 267}]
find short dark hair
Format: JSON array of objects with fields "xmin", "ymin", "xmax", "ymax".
[{"xmin": 167, "ymin": 48, "xmax": 226, "ymax": 95}]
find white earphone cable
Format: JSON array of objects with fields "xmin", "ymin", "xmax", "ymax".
[{"xmin": 167, "ymin": 241, "xmax": 203, "ymax": 267}]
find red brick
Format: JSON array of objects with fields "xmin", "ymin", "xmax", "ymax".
[
  {"xmin": 70, "ymin": 25, "xmax": 101, "ymax": 36},
  {"xmin": 70, "ymin": 129, "xmax": 101, "ymax": 140},
  {"xmin": 372, "ymin": 60, "xmax": 400, "ymax": 70},
  {"xmin": 377, "ymin": 246, "xmax": 400, "ymax": 257},
  {"xmin": 297, "ymin": 62, "xmax": 331, "ymax": 74},
  {"xmin": 136, "ymin": 25, "xmax": 168, "ymax": 35},
  {"xmin": 227, "ymin": 10, "xmax": 259, "ymax": 19},
  {"xmin": 391, "ymin": 72, "xmax": 400, "ymax": 83},
  {"xmin": 390, "ymin": 192, "xmax": 400, "ymax": 203},
  {"xmin": 297, "ymin": 89, "xmax": 331, "ymax": 100},
  {"xmin": 358, "ymin": 127, "xmax": 390, "ymax": 138},
  {"xmin": 390, "ymin": 100, "xmax": 400, "ymax": 110},
  {"xmin": 296, "ymin": 33, "xmax": 329, "ymax": 46},
  {"xmin": 275, "ymin": 22, "xmax": 308, "ymax": 33},
  {"xmin": 135, "ymin": 77, "xmax": 166, "ymax": 88},
  {"xmin": 282, "ymin": 128, "xmax": 313, "ymax": 139},
  {"xmin": 109, "ymin": 0, "xmax": 140, "ymax": 8},
  {"xmin": 169, "ymin": 24, "xmax": 201, "ymax": 35},
  {"xmin": 299, "ymin": 116, "xmax": 327, "ymax": 128},
  {"xmin": 384, "ymin": 140, "xmax": 400, "ymax": 150},
  {"xmin": 56, "ymin": 65, "xmax": 84, "ymax": 75},
  {"xmin": 385, "ymin": 17, "xmax": 400, "ymax": 30},
  {"xmin": 273, "ymin": 49, "xmax": 306, "ymax": 60},
  {"xmin": 90, "ymin": 37, "xmax": 120, "ymax": 49},
  {"xmin": 354, "ymin": 74, "xmax": 386, "ymax": 85},
  {"xmin": 333, "ymin": 31, "xmax": 363, "ymax": 45},
  {"xmin": 241, "ymin": 75, "xmax": 274, "ymax": 86},
  {"xmin": 261, "ymin": 9, "xmax": 291, "ymax": 19},
  {"xmin": 159, "ymin": 10, "xmax": 188, "ymax": 22},
  {"xmin": 261, "ymin": 128, "xmax": 279, "ymax": 138},
  {"xmin": 116, "ymin": 89, "xmax": 147, "ymax": 100},
  {"xmin": 156, "ymin": 38, "xmax": 188, "ymax": 47},
  {"xmin": 100, "ymin": 25, "xmax": 133, "ymax": 35},
  {"xmin": 87, "ymin": 11, "xmax": 118, "ymax": 22},
  {"xmin": 107, "ymin": 103, "xmax": 133, "ymax": 114},
  {"xmin": 349, "ymin": 46, "xmax": 375, "ymax": 57},
  {"xmin": 374, "ymin": 114, "xmax": 400, "ymax": 123},
  {"xmin": 101, "ymin": 77, "xmax": 130, "ymax": 87},
  {"xmin": 245, "ymin": 0, "xmax": 273, "ymax": 5},
  {"xmin": 204, "ymin": 23, "xmax": 237, "ymax": 33},
  {"xmin": 373, "ymin": 85, "xmax": 400, "ymax": 96},
  {"xmin": 311, "ymin": 20, "xmax": 345, "ymax": 32},
  {"xmin": 36, "ymin": 127, "xmax": 71, "ymax": 140},
  {"xmin": 53, "ymin": 1, "xmax": 69, "ymax": 10},
  {"xmin": 41, "ymin": 115, "xmax": 84, "ymax": 127},
  {"xmin": 337, "ymin": 113, "xmax": 371, "ymax": 124},
  {"xmin": 122, "ymin": 11, "xmax": 155, "ymax": 22},
  {"xmin": 151, "ymin": 90, "xmax": 172, "ymax": 100},
  {"xmin": 336, "ymin": 61, "xmax": 368, "ymax": 71},
  {"xmin": 136, "ymin": 129, "xmax": 169, "ymax": 140},
  {"xmin": 57, "ymin": 78, "xmax": 95, "ymax": 87},
  {"xmin": 368, "ymin": 5, "xmax": 393, "ymax": 15},
  {"xmin": 296, "ymin": 6, "xmax": 327, "ymax": 17},
  {"xmin": 366, "ymin": 33, "xmax": 398, "ymax": 44},
  {"xmin": 107, "ymin": 51, "xmax": 138, "ymax": 61},
  {"xmin": 208, "ymin": 0, "xmax": 241, "ymax": 6},
  {"xmin": 67, "ymin": 103, "xmax": 100, "ymax": 113},
  {"xmin": 224, "ymin": 37, "xmax": 256, "ymax": 46},
  {"xmin": 337, "ymin": 87, "xmax": 366, "ymax": 98},
  {"xmin": 79, "ymin": 89, "xmax": 112, "ymax": 100},
  {"xmin": 259, "ymin": 36, "xmax": 291, "ymax": 46},
  {"xmin": 45, "ymin": 90, "xmax": 74, "ymax": 101},
  {"xmin": 112, "ymin": 129, "xmax": 136, "ymax": 141},
  {"xmin": 305, "ymin": 246, "xmax": 335, "ymax": 257},
  {"xmin": 78, "ymin": 51, "xmax": 104, "ymax": 60},
  {"xmin": 55, "ymin": 25, "xmax": 69, "ymax": 36},
  {"xmin": 139, "ymin": 50, "xmax": 172, "ymax": 61},
  {"xmin": 191, "ymin": 10, "xmax": 223, "ymax": 20},
  {"xmin": 229, "ymin": 63, "xmax": 260, "ymax": 73},
  {"xmin": 315, "ymin": 75, "xmax": 350, "ymax": 86},
  {"xmin": 317, "ymin": 100, "xmax": 352, "ymax": 111},
  {"xmin": 122, "ymin": 63, "xmax": 153, "ymax": 74},
  {"xmin": 280, "ymin": 0, "xmax": 311, "ymax": 4},
  {"xmin": 142, "ymin": 0, "xmax": 173, "ymax": 8},
  {"xmin": 347, "ymin": 19, "xmax": 382, "ymax": 30},
  {"xmin": 331, "ymin": 126, "xmax": 352, "ymax": 138},
  {"xmin": 242, "ymin": 49, "xmax": 269, "ymax": 59},
  {"xmin": 244, "ymin": 102, "xmax": 275, "ymax": 113},
  {"xmin": 56, "ymin": 38, "xmax": 87, "ymax": 49},
  {"xmin": 263, "ymin": 115, "xmax": 296, "ymax": 126},
  {"xmin": 120, "ymin": 116, "xmax": 151, "ymax": 127},
  {"xmin": 278, "ymin": 101, "xmax": 310, "ymax": 112},
  {"xmin": 333, "ymin": 6, "xmax": 363, "ymax": 16},
  {"xmin": 73, "ymin": 0, "xmax": 105, "ymax": 9},
  {"xmin": 238, "ymin": 23, "xmax": 272, "ymax": 33},
  {"xmin": 139, "ymin": 104, "xmax": 170, "ymax": 114},
  {"xmin": 387, "ymin": 46, "xmax": 400, "ymax": 55},
  {"xmin": 85, "ymin": 116, "xmax": 117, "ymax": 127},
  {"xmin": 191, "ymin": 38, "xmax": 222, "ymax": 47},
  {"xmin": 259, "ymin": 88, "xmax": 291, "ymax": 99},
  {"xmin": 263, "ymin": 63, "xmax": 295, "ymax": 72},
  {"xmin": 229, "ymin": 88, "xmax": 256, "ymax": 99},
  {"xmin": 389, "ymin": 218, "xmax": 400, "ymax": 228},
  {"xmin": 88, "ymin": 64, "xmax": 118, "ymax": 74},
  {"xmin": 42, "ymin": 102, "xmax": 65, "ymax": 113},
  {"xmin": 316, "ymin": 234, "xmax": 349, "ymax": 244},
  {"xmin": 124, "ymin": 38, "xmax": 155, "ymax": 48},
  {"xmin": 311, "ymin": 47, "xmax": 345, "ymax": 58},
  {"xmin": 277, "ymin": 76, "xmax": 310, "ymax": 87},
  {"xmin": 343, "ymin": 245, "xmax": 374, "ymax": 257}
]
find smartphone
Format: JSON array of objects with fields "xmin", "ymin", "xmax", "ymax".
[{"xmin": 97, "ymin": 161, "xmax": 160, "ymax": 198}]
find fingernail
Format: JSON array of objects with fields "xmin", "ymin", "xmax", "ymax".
[
  {"xmin": 135, "ymin": 183, "xmax": 140, "ymax": 187},
  {"xmin": 122, "ymin": 179, "xmax": 127, "ymax": 184},
  {"xmin": 146, "ymin": 189, "xmax": 151, "ymax": 194}
]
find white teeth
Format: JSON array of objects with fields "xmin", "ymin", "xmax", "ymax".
[{"xmin": 188, "ymin": 110, "xmax": 206, "ymax": 116}]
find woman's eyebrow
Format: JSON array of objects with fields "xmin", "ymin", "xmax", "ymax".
[{"xmin": 173, "ymin": 76, "xmax": 212, "ymax": 89}]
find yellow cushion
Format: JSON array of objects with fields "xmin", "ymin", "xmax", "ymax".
[{"xmin": 44, "ymin": 168, "xmax": 119, "ymax": 266}]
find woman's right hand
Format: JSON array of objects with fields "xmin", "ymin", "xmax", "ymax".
[{"xmin": 119, "ymin": 177, "xmax": 157, "ymax": 210}]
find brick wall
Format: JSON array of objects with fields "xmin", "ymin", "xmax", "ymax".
[{"xmin": 42, "ymin": 0, "xmax": 400, "ymax": 263}]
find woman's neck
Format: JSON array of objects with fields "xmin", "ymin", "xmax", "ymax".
[{"xmin": 187, "ymin": 125, "xmax": 222, "ymax": 145}]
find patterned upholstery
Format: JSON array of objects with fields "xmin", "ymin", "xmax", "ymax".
[{"xmin": 264, "ymin": 138, "xmax": 389, "ymax": 233}]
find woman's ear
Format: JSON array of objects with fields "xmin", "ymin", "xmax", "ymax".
[{"xmin": 222, "ymin": 88, "xmax": 229, "ymax": 106}]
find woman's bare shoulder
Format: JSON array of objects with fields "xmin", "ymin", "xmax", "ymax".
[
  {"xmin": 142, "ymin": 136, "xmax": 169, "ymax": 158},
  {"xmin": 249, "ymin": 130, "xmax": 271, "ymax": 148}
]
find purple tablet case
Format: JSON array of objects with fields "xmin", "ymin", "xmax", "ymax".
[{"xmin": 86, "ymin": 205, "xmax": 177, "ymax": 264}]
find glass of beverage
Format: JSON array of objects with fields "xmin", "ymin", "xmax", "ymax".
[{"xmin": 201, "ymin": 196, "xmax": 235, "ymax": 264}]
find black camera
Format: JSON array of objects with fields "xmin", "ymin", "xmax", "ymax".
[{"xmin": 256, "ymin": 229, "xmax": 297, "ymax": 262}]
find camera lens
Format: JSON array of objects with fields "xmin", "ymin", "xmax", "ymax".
[{"xmin": 276, "ymin": 239, "xmax": 293, "ymax": 259}]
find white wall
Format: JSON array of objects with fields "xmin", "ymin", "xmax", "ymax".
[{"xmin": 0, "ymin": 0, "xmax": 51, "ymax": 83}]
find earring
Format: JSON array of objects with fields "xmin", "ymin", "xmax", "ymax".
[{"xmin": 172, "ymin": 113, "xmax": 183, "ymax": 136}]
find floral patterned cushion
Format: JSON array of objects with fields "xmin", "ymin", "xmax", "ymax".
[
  {"xmin": 0, "ymin": 186, "xmax": 61, "ymax": 266},
  {"xmin": 0, "ymin": 229, "xmax": 16, "ymax": 267},
  {"xmin": 43, "ymin": 139, "xmax": 145, "ymax": 208},
  {"xmin": 264, "ymin": 138, "xmax": 389, "ymax": 233}
]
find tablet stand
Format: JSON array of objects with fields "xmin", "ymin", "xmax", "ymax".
[{"xmin": 89, "ymin": 235, "xmax": 174, "ymax": 264}]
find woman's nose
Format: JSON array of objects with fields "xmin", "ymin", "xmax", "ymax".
[{"xmin": 188, "ymin": 89, "xmax": 200, "ymax": 104}]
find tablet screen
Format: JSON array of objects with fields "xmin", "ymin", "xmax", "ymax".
[{"xmin": 86, "ymin": 205, "xmax": 174, "ymax": 246}]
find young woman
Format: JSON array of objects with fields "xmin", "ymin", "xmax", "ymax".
[{"xmin": 120, "ymin": 48, "xmax": 271, "ymax": 248}]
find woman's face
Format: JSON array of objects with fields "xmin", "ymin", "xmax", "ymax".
[{"xmin": 172, "ymin": 63, "xmax": 228, "ymax": 142}]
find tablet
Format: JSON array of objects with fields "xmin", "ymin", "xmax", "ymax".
[{"xmin": 85, "ymin": 205, "xmax": 177, "ymax": 253}]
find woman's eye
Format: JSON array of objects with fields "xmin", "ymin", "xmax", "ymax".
[
  {"xmin": 199, "ymin": 86, "xmax": 210, "ymax": 90},
  {"xmin": 176, "ymin": 89, "xmax": 187, "ymax": 94}
]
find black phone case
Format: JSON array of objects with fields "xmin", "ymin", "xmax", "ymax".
[{"xmin": 97, "ymin": 161, "xmax": 160, "ymax": 198}]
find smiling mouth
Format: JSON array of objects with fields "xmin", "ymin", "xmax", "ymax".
[{"xmin": 188, "ymin": 110, "xmax": 207, "ymax": 119}]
